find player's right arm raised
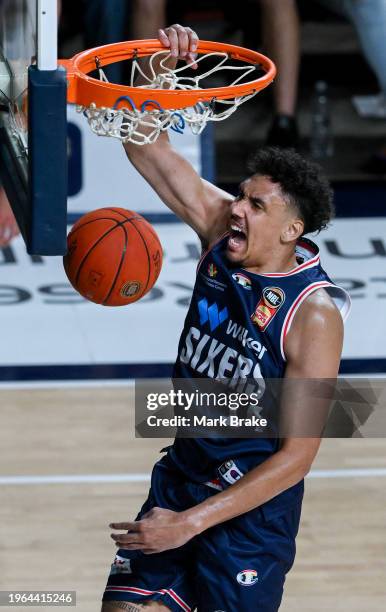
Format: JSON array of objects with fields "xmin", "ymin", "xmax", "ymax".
[{"xmin": 123, "ymin": 25, "xmax": 233, "ymax": 246}]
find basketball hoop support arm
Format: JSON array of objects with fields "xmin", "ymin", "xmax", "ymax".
[{"xmin": 25, "ymin": 0, "xmax": 67, "ymax": 254}]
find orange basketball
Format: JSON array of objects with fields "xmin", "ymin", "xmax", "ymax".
[{"xmin": 63, "ymin": 207, "xmax": 163, "ymax": 306}]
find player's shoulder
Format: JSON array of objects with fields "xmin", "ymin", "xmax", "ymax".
[
  {"xmin": 285, "ymin": 288, "xmax": 344, "ymax": 372},
  {"xmin": 301, "ymin": 287, "xmax": 340, "ymax": 315},
  {"xmin": 293, "ymin": 287, "xmax": 343, "ymax": 335}
]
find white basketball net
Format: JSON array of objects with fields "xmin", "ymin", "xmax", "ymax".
[{"xmin": 78, "ymin": 50, "xmax": 261, "ymax": 145}]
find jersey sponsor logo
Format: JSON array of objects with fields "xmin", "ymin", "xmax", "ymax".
[
  {"xmin": 237, "ymin": 569, "xmax": 258, "ymax": 586},
  {"xmin": 251, "ymin": 287, "xmax": 285, "ymax": 331},
  {"xmin": 208, "ymin": 263, "xmax": 218, "ymax": 278},
  {"xmin": 232, "ymin": 272, "xmax": 251, "ymax": 290},
  {"xmin": 179, "ymin": 326, "xmax": 265, "ymax": 393},
  {"xmin": 226, "ymin": 320, "xmax": 267, "ymax": 360},
  {"xmin": 198, "ymin": 298, "xmax": 229, "ymax": 332}
]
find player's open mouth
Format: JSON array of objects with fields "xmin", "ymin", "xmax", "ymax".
[{"xmin": 228, "ymin": 224, "xmax": 247, "ymax": 251}]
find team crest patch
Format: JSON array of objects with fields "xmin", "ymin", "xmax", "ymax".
[
  {"xmin": 251, "ymin": 287, "xmax": 285, "ymax": 331},
  {"xmin": 237, "ymin": 569, "xmax": 258, "ymax": 586},
  {"xmin": 208, "ymin": 263, "xmax": 218, "ymax": 278},
  {"xmin": 232, "ymin": 272, "xmax": 251, "ymax": 290}
]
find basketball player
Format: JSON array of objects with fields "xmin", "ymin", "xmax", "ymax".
[{"xmin": 102, "ymin": 25, "xmax": 350, "ymax": 612}]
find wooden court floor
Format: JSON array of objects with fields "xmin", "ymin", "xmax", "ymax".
[{"xmin": 0, "ymin": 386, "xmax": 385, "ymax": 611}]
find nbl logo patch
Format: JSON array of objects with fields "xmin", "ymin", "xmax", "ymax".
[{"xmin": 251, "ymin": 287, "xmax": 285, "ymax": 331}]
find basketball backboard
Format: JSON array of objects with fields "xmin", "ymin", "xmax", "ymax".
[{"xmin": 0, "ymin": 0, "xmax": 67, "ymax": 255}]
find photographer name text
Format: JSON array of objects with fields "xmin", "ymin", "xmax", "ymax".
[{"xmin": 146, "ymin": 415, "xmax": 267, "ymax": 427}]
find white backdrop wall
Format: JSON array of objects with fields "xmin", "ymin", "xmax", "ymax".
[{"xmin": 0, "ymin": 108, "xmax": 385, "ymax": 377}]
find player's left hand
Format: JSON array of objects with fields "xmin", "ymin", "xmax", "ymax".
[
  {"xmin": 109, "ymin": 507, "xmax": 198, "ymax": 554},
  {"xmin": 158, "ymin": 24, "xmax": 198, "ymax": 68}
]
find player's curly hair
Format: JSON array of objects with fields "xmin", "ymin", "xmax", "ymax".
[{"xmin": 247, "ymin": 147, "xmax": 334, "ymax": 234}]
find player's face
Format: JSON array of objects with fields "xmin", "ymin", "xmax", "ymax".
[{"xmin": 226, "ymin": 175, "xmax": 299, "ymax": 267}]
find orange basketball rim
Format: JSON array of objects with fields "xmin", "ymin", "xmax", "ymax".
[{"xmin": 58, "ymin": 39, "xmax": 276, "ymax": 110}]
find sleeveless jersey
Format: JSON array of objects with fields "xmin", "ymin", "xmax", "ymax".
[{"xmin": 168, "ymin": 235, "xmax": 351, "ymax": 517}]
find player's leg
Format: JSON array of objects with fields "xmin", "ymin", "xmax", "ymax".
[
  {"xmin": 81, "ymin": 0, "xmax": 128, "ymax": 83},
  {"xmin": 344, "ymin": 0, "xmax": 386, "ymax": 97},
  {"xmin": 132, "ymin": 0, "xmax": 167, "ymax": 39},
  {"xmin": 258, "ymin": 0, "xmax": 301, "ymax": 147},
  {"xmin": 317, "ymin": 0, "xmax": 386, "ymax": 96},
  {"xmin": 102, "ymin": 456, "xmax": 197, "ymax": 611},
  {"xmin": 194, "ymin": 501, "xmax": 303, "ymax": 611},
  {"xmin": 102, "ymin": 546, "xmax": 195, "ymax": 612}
]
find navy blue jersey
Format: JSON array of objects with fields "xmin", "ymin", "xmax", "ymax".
[{"xmin": 168, "ymin": 235, "xmax": 350, "ymax": 515}]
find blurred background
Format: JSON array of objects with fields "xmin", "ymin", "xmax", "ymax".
[{"xmin": 57, "ymin": 0, "xmax": 386, "ymax": 182}]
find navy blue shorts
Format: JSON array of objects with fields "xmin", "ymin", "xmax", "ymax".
[{"xmin": 103, "ymin": 456, "xmax": 302, "ymax": 612}]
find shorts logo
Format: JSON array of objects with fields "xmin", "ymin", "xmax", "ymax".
[
  {"xmin": 218, "ymin": 460, "xmax": 244, "ymax": 485},
  {"xmin": 208, "ymin": 263, "xmax": 218, "ymax": 278},
  {"xmin": 120, "ymin": 281, "xmax": 141, "ymax": 297},
  {"xmin": 237, "ymin": 569, "xmax": 258, "ymax": 586},
  {"xmin": 111, "ymin": 555, "xmax": 132, "ymax": 575},
  {"xmin": 232, "ymin": 272, "xmax": 251, "ymax": 290},
  {"xmin": 251, "ymin": 287, "xmax": 285, "ymax": 331}
]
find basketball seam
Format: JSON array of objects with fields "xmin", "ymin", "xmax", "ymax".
[
  {"xmin": 132, "ymin": 217, "xmax": 160, "ymax": 242},
  {"xmin": 68, "ymin": 212, "xmax": 144, "ymax": 240},
  {"xmin": 69, "ymin": 219, "xmax": 139, "ymax": 286},
  {"xmin": 103, "ymin": 208, "xmax": 142, "ymax": 223},
  {"xmin": 72, "ymin": 222, "xmax": 121, "ymax": 286},
  {"xmin": 126, "ymin": 218, "xmax": 152, "ymax": 296},
  {"xmin": 102, "ymin": 224, "xmax": 129, "ymax": 306},
  {"xmin": 68, "ymin": 217, "xmax": 124, "ymax": 238}
]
